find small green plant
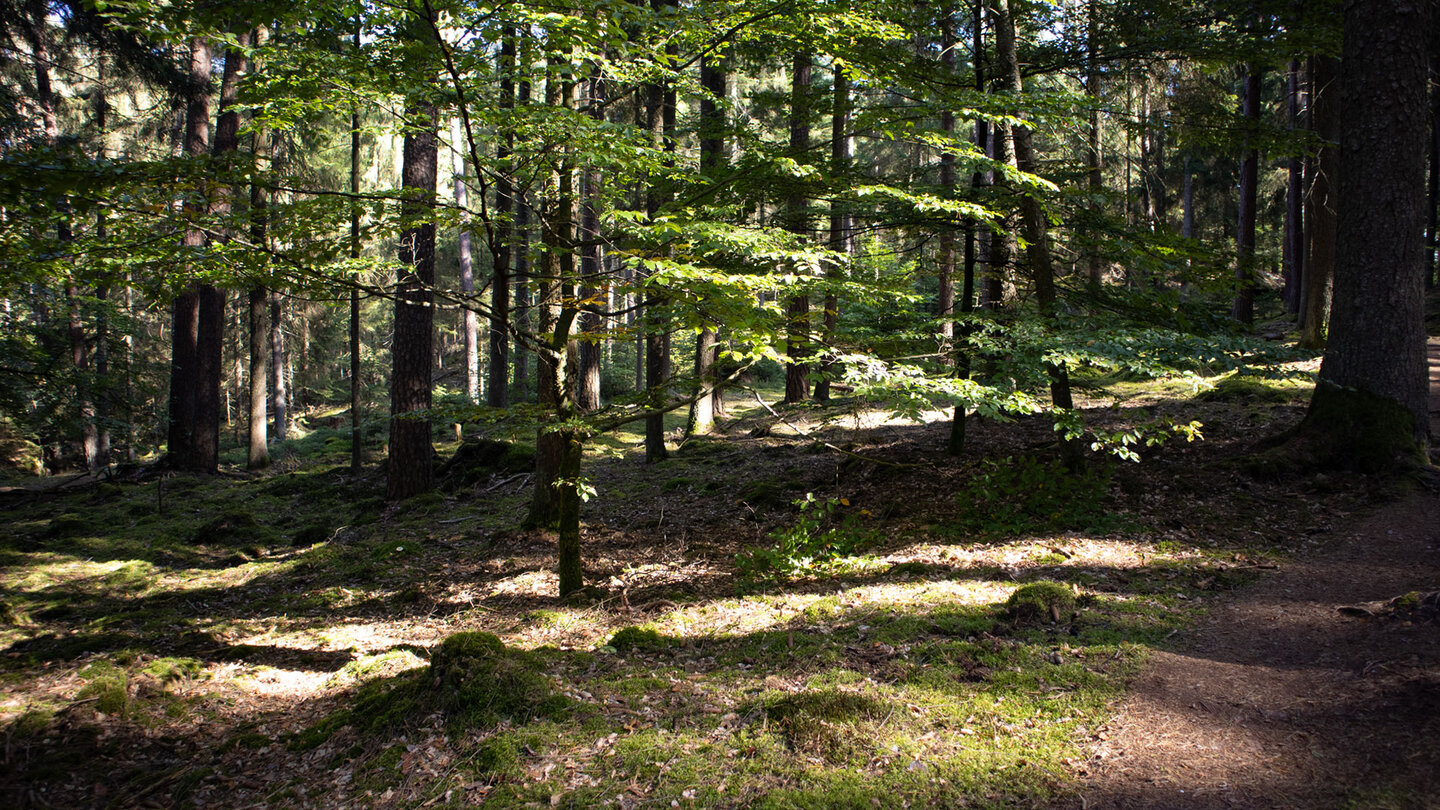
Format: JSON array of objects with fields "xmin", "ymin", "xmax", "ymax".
[
  {"xmin": 738, "ymin": 493, "xmax": 876, "ymax": 580},
  {"xmin": 954, "ymin": 455, "xmax": 1120, "ymax": 537}
]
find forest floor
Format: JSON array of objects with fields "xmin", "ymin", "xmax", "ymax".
[
  {"xmin": 0, "ymin": 346, "xmax": 1436, "ymax": 809},
  {"xmin": 1072, "ymin": 340, "xmax": 1440, "ymax": 810}
]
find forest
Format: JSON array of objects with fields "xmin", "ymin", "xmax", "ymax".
[{"xmin": 1, "ymin": 0, "xmax": 1436, "ymax": 807}]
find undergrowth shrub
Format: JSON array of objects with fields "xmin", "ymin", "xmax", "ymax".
[{"xmin": 737, "ymin": 493, "xmax": 877, "ymax": 581}]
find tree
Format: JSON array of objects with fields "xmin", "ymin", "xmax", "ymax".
[
  {"xmin": 1291, "ymin": 0, "xmax": 1430, "ymax": 470},
  {"xmin": 386, "ymin": 9, "xmax": 440, "ymax": 501},
  {"xmin": 165, "ymin": 37, "xmax": 221, "ymax": 473}
]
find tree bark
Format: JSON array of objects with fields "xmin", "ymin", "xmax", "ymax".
[
  {"xmin": 994, "ymin": 0, "xmax": 1083, "ymax": 472},
  {"xmin": 578, "ymin": 67, "xmax": 604, "ymax": 414},
  {"xmin": 687, "ymin": 54, "xmax": 728, "ymax": 434},
  {"xmin": 1295, "ymin": 0, "xmax": 1431, "ymax": 470},
  {"xmin": 815, "ymin": 63, "xmax": 852, "ymax": 403},
  {"xmin": 489, "ymin": 28, "xmax": 516, "ymax": 408},
  {"xmin": 386, "ymin": 98, "xmax": 439, "ymax": 501},
  {"xmin": 951, "ymin": 0, "xmax": 987, "ymax": 456},
  {"xmin": 783, "ymin": 51, "xmax": 813, "ymax": 404},
  {"xmin": 349, "ymin": 20, "xmax": 363, "ymax": 473},
  {"xmin": 1283, "ymin": 59, "xmax": 1305, "ymax": 315},
  {"xmin": 1232, "ymin": 65, "xmax": 1262, "ymax": 325},
  {"xmin": 1299, "ymin": 56, "xmax": 1338, "ymax": 350},
  {"xmin": 451, "ymin": 116, "xmax": 479, "ymax": 405},
  {"xmin": 166, "ymin": 37, "xmax": 218, "ymax": 472}
]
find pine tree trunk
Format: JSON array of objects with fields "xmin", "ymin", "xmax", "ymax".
[
  {"xmin": 166, "ymin": 37, "xmax": 217, "ymax": 472},
  {"xmin": 1299, "ymin": 56, "xmax": 1338, "ymax": 350},
  {"xmin": 687, "ymin": 55, "xmax": 728, "ymax": 434},
  {"xmin": 783, "ymin": 51, "xmax": 813, "ymax": 404},
  {"xmin": 386, "ymin": 97, "xmax": 439, "ymax": 501},
  {"xmin": 349, "ymin": 21, "xmax": 363, "ymax": 473},
  {"xmin": 994, "ymin": 0, "xmax": 1083, "ymax": 472},
  {"xmin": 451, "ymin": 116, "xmax": 479, "ymax": 404},
  {"xmin": 1232, "ymin": 66, "xmax": 1262, "ymax": 325},
  {"xmin": 578, "ymin": 68, "xmax": 604, "ymax": 414},
  {"xmin": 815, "ymin": 63, "xmax": 852, "ymax": 403},
  {"xmin": 490, "ymin": 29, "xmax": 516, "ymax": 408},
  {"xmin": 1295, "ymin": 0, "xmax": 1430, "ymax": 470}
]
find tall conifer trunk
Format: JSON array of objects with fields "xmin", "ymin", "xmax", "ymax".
[
  {"xmin": 167, "ymin": 37, "xmax": 218, "ymax": 472},
  {"xmin": 783, "ymin": 51, "xmax": 813, "ymax": 404},
  {"xmin": 1232, "ymin": 66, "xmax": 1262, "ymax": 324},
  {"xmin": 387, "ymin": 93, "xmax": 439, "ymax": 500}
]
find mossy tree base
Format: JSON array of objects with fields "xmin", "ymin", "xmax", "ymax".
[{"xmin": 1255, "ymin": 383, "xmax": 1428, "ymax": 475}]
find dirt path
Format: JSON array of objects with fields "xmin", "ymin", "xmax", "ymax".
[{"xmin": 1072, "ymin": 342, "xmax": 1440, "ymax": 809}]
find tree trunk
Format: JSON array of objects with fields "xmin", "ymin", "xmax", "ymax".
[
  {"xmin": 1299, "ymin": 56, "xmax": 1338, "ymax": 350},
  {"xmin": 166, "ymin": 37, "xmax": 218, "ymax": 472},
  {"xmin": 950, "ymin": 1, "xmax": 987, "ymax": 456},
  {"xmin": 783, "ymin": 51, "xmax": 813, "ymax": 404},
  {"xmin": 935, "ymin": 12, "xmax": 957, "ymax": 358},
  {"xmin": 1283, "ymin": 59, "xmax": 1305, "ymax": 315},
  {"xmin": 1429, "ymin": 51, "xmax": 1439, "ymax": 291},
  {"xmin": 578, "ymin": 68, "xmax": 604, "ymax": 414},
  {"xmin": 1294, "ymin": 0, "xmax": 1430, "ymax": 470},
  {"xmin": 994, "ymin": 0, "xmax": 1083, "ymax": 472},
  {"xmin": 249, "ymin": 41, "xmax": 271, "ymax": 470},
  {"xmin": 1085, "ymin": 0, "xmax": 1103, "ymax": 293},
  {"xmin": 815, "ymin": 63, "xmax": 852, "ymax": 403},
  {"xmin": 269, "ymin": 291, "xmax": 287, "ymax": 442},
  {"xmin": 687, "ymin": 54, "xmax": 728, "ymax": 434},
  {"xmin": 528, "ymin": 60, "xmax": 579, "ymax": 526},
  {"xmin": 1232, "ymin": 65, "xmax": 1262, "ymax": 325},
  {"xmin": 489, "ymin": 29, "xmax": 516, "ymax": 408},
  {"xmin": 643, "ymin": 27, "xmax": 673, "ymax": 461},
  {"xmin": 386, "ymin": 97, "xmax": 439, "ymax": 501},
  {"xmin": 451, "ymin": 116, "xmax": 480, "ymax": 405},
  {"xmin": 348, "ymin": 22, "xmax": 363, "ymax": 473}
]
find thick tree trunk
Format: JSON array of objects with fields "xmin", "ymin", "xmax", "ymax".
[
  {"xmin": 1232, "ymin": 66, "xmax": 1262, "ymax": 325},
  {"xmin": 386, "ymin": 99, "xmax": 439, "ymax": 501},
  {"xmin": 783, "ymin": 51, "xmax": 813, "ymax": 404},
  {"xmin": 166, "ymin": 38, "xmax": 218, "ymax": 472},
  {"xmin": 1295, "ymin": 0, "xmax": 1430, "ymax": 470},
  {"xmin": 248, "ymin": 287, "xmax": 269, "ymax": 469},
  {"xmin": 1299, "ymin": 56, "xmax": 1338, "ymax": 350}
]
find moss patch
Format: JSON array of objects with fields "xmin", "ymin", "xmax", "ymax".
[{"xmin": 1005, "ymin": 581, "xmax": 1077, "ymax": 625}]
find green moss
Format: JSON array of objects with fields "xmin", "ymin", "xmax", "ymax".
[
  {"xmin": 103, "ymin": 561, "xmax": 154, "ymax": 594},
  {"xmin": 45, "ymin": 513, "xmax": 90, "ymax": 539},
  {"xmin": 428, "ymin": 632, "xmax": 567, "ymax": 727},
  {"xmin": 8, "ymin": 708, "xmax": 54, "ymax": 738},
  {"xmin": 141, "ymin": 656, "xmax": 205, "ymax": 684},
  {"xmin": 1256, "ymin": 382, "xmax": 1428, "ymax": 475},
  {"xmin": 1005, "ymin": 581, "xmax": 1077, "ymax": 625},
  {"xmin": 608, "ymin": 626, "xmax": 668, "ymax": 651},
  {"xmin": 1198, "ymin": 373, "xmax": 1304, "ymax": 403},
  {"xmin": 77, "ymin": 661, "xmax": 129, "ymax": 716},
  {"xmin": 764, "ymin": 688, "xmax": 887, "ymax": 762}
]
